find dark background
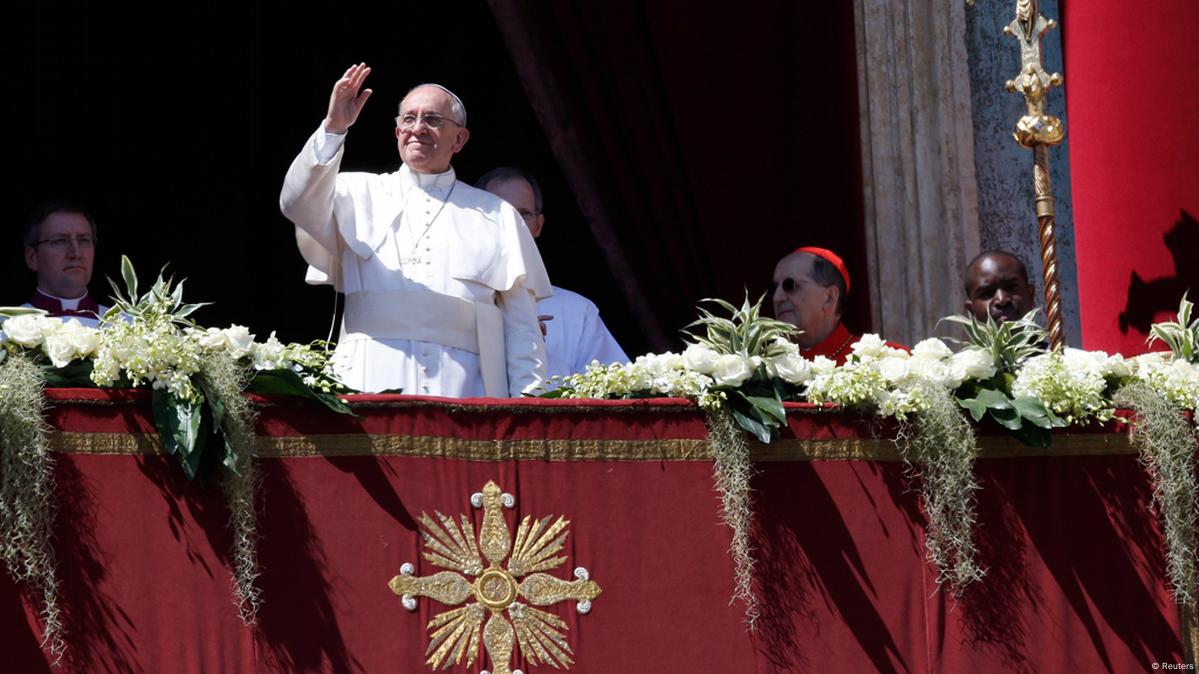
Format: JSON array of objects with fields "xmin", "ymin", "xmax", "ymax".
[{"xmin": 4, "ymin": 0, "xmax": 865, "ymax": 358}]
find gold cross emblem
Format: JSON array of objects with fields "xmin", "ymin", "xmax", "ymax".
[{"xmin": 389, "ymin": 481, "xmax": 603, "ymax": 674}]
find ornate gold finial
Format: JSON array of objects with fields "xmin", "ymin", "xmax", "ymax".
[
  {"xmin": 1003, "ymin": 0, "xmax": 1068, "ymax": 350},
  {"xmin": 389, "ymin": 481, "xmax": 602, "ymax": 674},
  {"xmin": 1004, "ymin": 0, "xmax": 1064, "ymax": 148}
]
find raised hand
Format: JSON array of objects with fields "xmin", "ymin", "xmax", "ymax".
[{"xmin": 324, "ymin": 63, "xmax": 373, "ymax": 134}]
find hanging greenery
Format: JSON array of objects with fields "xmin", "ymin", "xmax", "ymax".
[
  {"xmin": 0, "ymin": 257, "xmax": 353, "ymax": 657},
  {"xmin": 0, "ymin": 350, "xmax": 64, "ymax": 661},
  {"xmin": 895, "ymin": 380, "xmax": 985, "ymax": 594},
  {"xmin": 706, "ymin": 406, "xmax": 759, "ymax": 627},
  {"xmin": 1115, "ymin": 382, "xmax": 1198, "ymax": 607}
]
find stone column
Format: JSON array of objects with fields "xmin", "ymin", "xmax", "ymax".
[{"xmin": 853, "ymin": 0, "xmax": 982, "ymax": 345}]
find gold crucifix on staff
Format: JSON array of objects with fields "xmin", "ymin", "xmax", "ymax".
[{"xmin": 1004, "ymin": 0, "xmax": 1067, "ymax": 350}]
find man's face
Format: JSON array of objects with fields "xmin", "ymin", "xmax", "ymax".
[
  {"xmin": 482, "ymin": 176, "xmax": 544, "ymax": 237},
  {"xmin": 773, "ymin": 252, "xmax": 838, "ymax": 349},
  {"xmin": 964, "ymin": 254, "xmax": 1035, "ymax": 323},
  {"xmin": 24, "ymin": 211, "xmax": 95, "ymax": 299},
  {"xmin": 395, "ymin": 86, "xmax": 470, "ymax": 174}
]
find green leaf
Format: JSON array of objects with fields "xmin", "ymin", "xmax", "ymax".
[
  {"xmin": 975, "ymin": 388, "xmax": 1013, "ymax": 410},
  {"xmin": 176, "ymin": 302, "xmax": 209, "ymax": 318},
  {"xmin": 958, "ymin": 396, "xmax": 989, "ymax": 422},
  {"xmin": 0, "ymin": 306, "xmax": 48, "ymax": 318},
  {"xmin": 957, "ymin": 387, "xmax": 1012, "ymax": 422},
  {"xmin": 152, "ymin": 388, "xmax": 205, "ymax": 480},
  {"xmin": 42, "ymin": 360, "xmax": 97, "ymax": 387},
  {"xmin": 120, "ymin": 255, "xmax": 138, "ymax": 300},
  {"xmin": 1011, "ymin": 395, "xmax": 1054, "ymax": 429},
  {"xmin": 988, "ymin": 406, "xmax": 1024, "ymax": 431},
  {"xmin": 729, "ymin": 405, "xmax": 772, "ymax": 443},
  {"xmin": 745, "ymin": 394, "xmax": 786, "ymax": 426},
  {"xmin": 248, "ymin": 368, "xmax": 356, "ymax": 416}
]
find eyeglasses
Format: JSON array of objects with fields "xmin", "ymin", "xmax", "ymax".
[
  {"xmin": 516, "ymin": 208, "xmax": 539, "ymax": 221},
  {"xmin": 34, "ymin": 235, "xmax": 96, "ymax": 251},
  {"xmin": 770, "ymin": 277, "xmax": 801, "ymax": 294},
  {"xmin": 396, "ymin": 113, "xmax": 461, "ymax": 130}
]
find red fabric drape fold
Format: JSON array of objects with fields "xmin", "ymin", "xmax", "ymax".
[{"xmin": 486, "ymin": 1, "xmax": 871, "ymax": 350}]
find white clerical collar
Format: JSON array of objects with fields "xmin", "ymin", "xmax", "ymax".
[
  {"xmin": 35, "ymin": 288, "xmax": 87, "ymax": 311},
  {"xmin": 400, "ymin": 164, "xmax": 456, "ymax": 191}
]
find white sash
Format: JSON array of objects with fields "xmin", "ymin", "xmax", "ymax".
[{"xmin": 343, "ymin": 289, "xmax": 508, "ymax": 397}]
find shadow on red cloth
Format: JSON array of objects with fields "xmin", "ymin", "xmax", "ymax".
[
  {"xmin": 1119, "ymin": 210, "xmax": 1198, "ymax": 336},
  {"xmin": 255, "ymin": 462, "xmax": 360, "ymax": 674},
  {"xmin": 1004, "ymin": 456, "xmax": 1182, "ymax": 669},
  {"xmin": 0, "ymin": 571, "xmax": 52, "ymax": 672},
  {"xmin": 752, "ymin": 462, "xmax": 913, "ymax": 673},
  {"xmin": 135, "ymin": 456, "xmax": 226, "ymax": 580},
  {"xmin": 323, "ymin": 456, "xmax": 418, "ymax": 531},
  {"xmin": 957, "ymin": 469, "xmax": 1040, "ymax": 673},
  {"xmin": 56, "ymin": 457, "xmax": 143, "ymax": 673}
]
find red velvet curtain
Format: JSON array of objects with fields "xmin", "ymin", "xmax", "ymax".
[
  {"xmin": 1064, "ymin": 1, "xmax": 1199, "ymax": 353},
  {"xmin": 486, "ymin": 1, "xmax": 870, "ymax": 350}
]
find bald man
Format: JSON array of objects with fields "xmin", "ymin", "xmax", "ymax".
[
  {"xmin": 478, "ymin": 166, "xmax": 627, "ymax": 379},
  {"xmin": 281, "ymin": 64, "xmax": 550, "ymax": 397}
]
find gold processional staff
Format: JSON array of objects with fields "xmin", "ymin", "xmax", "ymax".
[{"xmin": 1004, "ymin": 0, "xmax": 1067, "ymax": 349}]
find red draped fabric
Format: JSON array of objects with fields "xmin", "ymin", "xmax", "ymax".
[
  {"xmin": 485, "ymin": 1, "xmax": 870, "ymax": 351},
  {"xmin": 1, "ymin": 391, "xmax": 1189, "ymax": 672},
  {"xmin": 1064, "ymin": 1, "xmax": 1199, "ymax": 354}
]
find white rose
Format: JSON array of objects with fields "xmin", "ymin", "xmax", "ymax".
[
  {"xmin": 712, "ymin": 353, "xmax": 752, "ymax": 386},
  {"xmin": 251, "ymin": 332, "xmax": 286, "ymax": 370},
  {"xmin": 1063, "ymin": 347, "xmax": 1105, "ymax": 373},
  {"xmin": 628, "ymin": 363, "xmax": 654, "ymax": 390},
  {"xmin": 59, "ymin": 319, "xmax": 102, "ymax": 358},
  {"xmin": 910, "ymin": 357, "xmax": 951, "ymax": 387},
  {"xmin": 194, "ymin": 327, "xmax": 226, "ymax": 350},
  {"xmin": 222, "ymin": 325, "xmax": 254, "ymax": 357},
  {"xmin": 810, "ymin": 355, "xmax": 837, "ymax": 376},
  {"xmin": 43, "ymin": 332, "xmax": 79, "ymax": 368},
  {"xmin": 911, "ymin": 338, "xmax": 952, "ymax": 361},
  {"xmin": 1101, "ymin": 354, "xmax": 1131, "ymax": 379},
  {"xmin": 950, "ymin": 349, "xmax": 997, "ymax": 382},
  {"xmin": 1168, "ymin": 358, "xmax": 1195, "ymax": 379},
  {"xmin": 850, "ymin": 333, "xmax": 886, "ymax": 359},
  {"xmin": 878, "ymin": 356, "xmax": 910, "ymax": 384},
  {"xmin": 771, "ymin": 338, "xmax": 800, "ymax": 356},
  {"xmin": 771, "ymin": 353, "xmax": 812, "ymax": 385},
  {"xmin": 71, "ymin": 330, "xmax": 101, "ymax": 358},
  {"xmin": 682, "ymin": 343, "xmax": 721, "ymax": 375},
  {"xmin": 3, "ymin": 314, "xmax": 57, "ymax": 348}
]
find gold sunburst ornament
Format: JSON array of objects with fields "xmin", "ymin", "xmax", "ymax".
[{"xmin": 389, "ymin": 481, "xmax": 602, "ymax": 674}]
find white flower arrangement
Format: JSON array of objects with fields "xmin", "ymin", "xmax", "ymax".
[
  {"xmin": 806, "ymin": 335, "xmax": 974, "ymax": 419},
  {"xmin": 1129, "ymin": 352, "xmax": 1199, "ymax": 410},
  {"xmin": 1011, "ymin": 348, "xmax": 1121, "ymax": 424},
  {"xmin": 552, "ymin": 354, "xmax": 724, "ymax": 409}
]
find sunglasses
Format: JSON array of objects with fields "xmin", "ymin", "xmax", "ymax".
[{"xmin": 769, "ymin": 277, "xmax": 801, "ymax": 294}]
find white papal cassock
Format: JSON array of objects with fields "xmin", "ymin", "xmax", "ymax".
[
  {"xmin": 280, "ymin": 124, "xmax": 551, "ymax": 397},
  {"xmin": 538, "ymin": 286, "xmax": 628, "ymax": 380}
]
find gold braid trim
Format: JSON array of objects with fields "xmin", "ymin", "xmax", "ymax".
[{"xmin": 49, "ymin": 430, "xmax": 1132, "ymax": 461}]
